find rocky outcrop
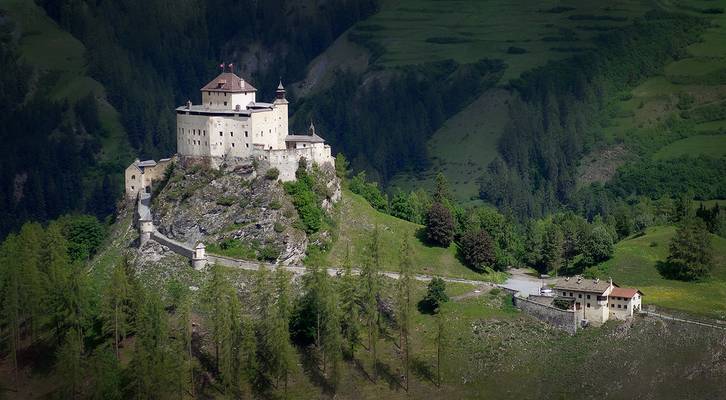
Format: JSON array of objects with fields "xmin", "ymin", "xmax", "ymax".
[{"xmin": 150, "ymin": 161, "xmax": 339, "ymax": 265}]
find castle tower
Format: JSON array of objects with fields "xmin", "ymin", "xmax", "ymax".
[
  {"xmin": 192, "ymin": 243, "xmax": 207, "ymax": 270},
  {"xmin": 274, "ymin": 80, "xmax": 289, "ymax": 148}
]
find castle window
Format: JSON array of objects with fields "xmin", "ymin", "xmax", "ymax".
[
  {"xmin": 230, "ymin": 132, "xmax": 233, "ymax": 137},
  {"xmin": 224, "ymin": 102, "xmax": 227, "ymax": 106},
  {"xmin": 245, "ymin": 131, "xmax": 248, "ymax": 137},
  {"xmin": 203, "ymin": 130, "xmax": 206, "ymax": 136},
  {"xmin": 246, "ymin": 144, "xmax": 249, "ymax": 148},
  {"xmin": 131, "ymin": 175, "xmax": 136, "ymax": 180},
  {"xmin": 219, "ymin": 132, "xmax": 223, "ymax": 137},
  {"xmin": 232, "ymin": 143, "xmax": 235, "ymax": 148},
  {"xmin": 131, "ymin": 186, "xmax": 135, "ymax": 191}
]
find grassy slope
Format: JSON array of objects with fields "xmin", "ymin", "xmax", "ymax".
[
  {"xmin": 325, "ymin": 190, "xmax": 506, "ymax": 282},
  {"xmin": 0, "ymin": 0, "xmax": 131, "ymax": 167},
  {"xmin": 366, "ymin": 0, "xmax": 653, "ymax": 200},
  {"xmin": 601, "ymin": 0, "xmax": 726, "ymax": 165},
  {"xmin": 592, "ymin": 226, "xmax": 726, "ymax": 320}
]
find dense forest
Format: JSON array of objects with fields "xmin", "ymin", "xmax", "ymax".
[
  {"xmin": 0, "ymin": 24, "xmax": 116, "ymax": 237},
  {"xmin": 294, "ymin": 59, "xmax": 505, "ymax": 182},
  {"xmin": 480, "ymin": 11, "xmax": 709, "ymax": 219}
]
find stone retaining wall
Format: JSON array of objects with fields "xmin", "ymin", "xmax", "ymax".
[
  {"xmin": 513, "ymin": 295, "xmax": 578, "ymax": 334},
  {"xmin": 151, "ymin": 231, "xmax": 194, "ymax": 259}
]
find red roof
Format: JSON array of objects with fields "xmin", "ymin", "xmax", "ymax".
[
  {"xmin": 610, "ymin": 287, "xmax": 641, "ymax": 298},
  {"xmin": 201, "ymin": 72, "xmax": 256, "ymax": 93}
]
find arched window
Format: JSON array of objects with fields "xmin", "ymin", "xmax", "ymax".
[{"xmin": 131, "ymin": 175, "xmax": 136, "ymax": 180}]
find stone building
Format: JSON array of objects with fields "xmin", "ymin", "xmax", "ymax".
[
  {"xmin": 553, "ymin": 277, "xmax": 642, "ymax": 325},
  {"xmin": 175, "ymin": 71, "xmax": 334, "ymax": 180},
  {"xmin": 125, "ymin": 158, "xmax": 173, "ymax": 199}
]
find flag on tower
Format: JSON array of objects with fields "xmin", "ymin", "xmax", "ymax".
[
  {"xmin": 228, "ymin": 63, "xmax": 234, "ymax": 72},
  {"xmin": 219, "ymin": 63, "xmax": 224, "ymax": 71}
]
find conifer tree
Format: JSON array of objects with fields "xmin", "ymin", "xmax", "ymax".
[
  {"xmin": 361, "ymin": 226, "xmax": 381, "ymax": 379},
  {"xmin": 201, "ymin": 263, "xmax": 239, "ymax": 389},
  {"xmin": 271, "ymin": 266, "xmax": 296, "ymax": 395},
  {"xmin": 101, "ymin": 260, "xmax": 131, "ymax": 359},
  {"xmin": 397, "ymin": 237, "xmax": 413, "ymax": 391},
  {"xmin": 434, "ymin": 308, "xmax": 448, "ymax": 388},
  {"xmin": 17, "ymin": 222, "xmax": 45, "ymax": 341},
  {"xmin": 56, "ymin": 327, "xmax": 84, "ymax": 399},
  {"xmin": 0, "ymin": 234, "xmax": 21, "ymax": 387},
  {"xmin": 130, "ymin": 290, "xmax": 173, "ymax": 399},
  {"xmin": 339, "ymin": 245, "xmax": 361, "ymax": 357},
  {"xmin": 237, "ymin": 315, "xmax": 258, "ymax": 397},
  {"xmin": 89, "ymin": 345, "xmax": 122, "ymax": 400},
  {"xmin": 542, "ymin": 223, "xmax": 564, "ymax": 276}
]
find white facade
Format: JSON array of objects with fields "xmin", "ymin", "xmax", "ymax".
[
  {"xmin": 554, "ymin": 278, "xmax": 643, "ymax": 325},
  {"xmin": 176, "ymin": 72, "xmax": 333, "ymax": 180}
]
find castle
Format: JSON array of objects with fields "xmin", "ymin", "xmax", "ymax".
[{"xmin": 125, "ymin": 71, "xmax": 334, "ymax": 199}]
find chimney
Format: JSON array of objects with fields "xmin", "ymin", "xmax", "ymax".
[
  {"xmin": 609, "ymin": 277, "xmax": 613, "ymax": 287},
  {"xmin": 186, "ymin": 100, "xmax": 191, "ymax": 109},
  {"xmin": 235, "ymin": 104, "xmax": 241, "ymax": 111},
  {"xmin": 594, "ymin": 278, "xmax": 599, "ymax": 284}
]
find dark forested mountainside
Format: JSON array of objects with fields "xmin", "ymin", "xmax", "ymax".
[
  {"xmin": 293, "ymin": 59, "xmax": 505, "ymax": 182},
  {"xmin": 480, "ymin": 11, "xmax": 708, "ymax": 219},
  {"xmin": 35, "ymin": 0, "xmax": 378, "ymax": 158},
  {"xmin": 0, "ymin": 24, "xmax": 116, "ymax": 237}
]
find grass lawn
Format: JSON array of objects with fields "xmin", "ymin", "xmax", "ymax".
[
  {"xmin": 653, "ymin": 134, "xmax": 726, "ymax": 159},
  {"xmin": 325, "ymin": 190, "xmax": 506, "ymax": 283},
  {"xmin": 590, "ymin": 226, "xmax": 726, "ymax": 320}
]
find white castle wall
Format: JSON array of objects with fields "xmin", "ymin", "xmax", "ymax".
[
  {"xmin": 202, "ymin": 90, "xmax": 255, "ymax": 109},
  {"xmin": 177, "ymin": 114, "xmax": 255, "ymax": 158},
  {"xmin": 257, "ymin": 144, "xmax": 334, "ymax": 182}
]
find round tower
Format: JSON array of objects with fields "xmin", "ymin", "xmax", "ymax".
[{"xmin": 192, "ymin": 242, "xmax": 208, "ymax": 270}]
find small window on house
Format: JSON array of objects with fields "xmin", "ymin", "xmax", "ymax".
[
  {"xmin": 562, "ymin": 291, "xmax": 566, "ymax": 296},
  {"xmin": 624, "ymin": 305, "xmax": 627, "ymax": 309},
  {"xmin": 587, "ymin": 303, "xmax": 591, "ymax": 308},
  {"xmin": 131, "ymin": 186, "xmax": 135, "ymax": 191},
  {"xmin": 586, "ymin": 295, "xmax": 590, "ymax": 299},
  {"xmin": 578, "ymin": 294, "xmax": 582, "ymax": 298},
  {"xmin": 611, "ymin": 304, "xmax": 614, "ymax": 308},
  {"xmin": 224, "ymin": 102, "xmax": 227, "ymax": 106},
  {"xmin": 230, "ymin": 132, "xmax": 234, "ymax": 137},
  {"xmin": 203, "ymin": 130, "xmax": 206, "ymax": 136},
  {"xmin": 570, "ymin": 292, "xmax": 574, "ymax": 297},
  {"xmin": 232, "ymin": 143, "xmax": 235, "ymax": 148},
  {"xmin": 220, "ymin": 132, "xmax": 223, "ymax": 137},
  {"xmin": 245, "ymin": 143, "xmax": 249, "ymax": 148},
  {"xmin": 131, "ymin": 175, "xmax": 136, "ymax": 180},
  {"xmin": 245, "ymin": 131, "xmax": 248, "ymax": 137},
  {"xmin": 617, "ymin": 304, "xmax": 621, "ymax": 308}
]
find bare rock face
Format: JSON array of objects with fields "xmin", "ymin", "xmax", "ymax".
[{"xmin": 150, "ymin": 162, "xmax": 338, "ymax": 265}]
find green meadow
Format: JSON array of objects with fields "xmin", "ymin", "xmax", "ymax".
[
  {"xmin": 325, "ymin": 190, "xmax": 506, "ymax": 282},
  {"xmin": 590, "ymin": 226, "xmax": 726, "ymax": 320}
]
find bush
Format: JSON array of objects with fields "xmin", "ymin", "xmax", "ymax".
[
  {"xmin": 269, "ymin": 199, "xmax": 282, "ymax": 210},
  {"xmin": 349, "ymin": 171, "xmax": 388, "ymax": 212},
  {"xmin": 426, "ymin": 202, "xmax": 455, "ymax": 247},
  {"xmin": 459, "ymin": 229, "xmax": 496, "ymax": 271},
  {"xmin": 216, "ymin": 196, "xmax": 236, "ymax": 206},
  {"xmin": 284, "ymin": 167, "xmax": 324, "ymax": 233},
  {"xmin": 419, "ymin": 277, "xmax": 449, "ymax": 314},
  {"xmin": 265, "ymin": 168, "xmax": 280, "ymax": 180},
  {"xmin": 274, "ymin": 222, "xmax": 285, "ymax": 233},
  {"xmin": 258, "ymin": 244, "xmax": 281, "ymax": 262}
]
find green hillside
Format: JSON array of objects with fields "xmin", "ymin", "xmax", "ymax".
[
  {"xmin": 602, "ymin": 0, "xmax": 726, "ymax": 164},
  {"xmin": 0, "ymin": 0, "xmax": 130, "ymax": 165},
  {"xmin": 325, "ymin": 190, "xmax": 506, "ymax": 282},
  {"xmin": 589, "ymin": 226, "xmax": 726, "ymax": 320}
]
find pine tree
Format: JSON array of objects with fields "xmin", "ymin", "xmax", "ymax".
[
  {"xmin": 17, "ymin": 223, "xmax": 45, "ymax": 341},
  {"xmin": 56, "ymin": 327, "xmax": 84, "ymax": 399},
  {"xmin": 271, "ymin": 266, "xmax": 296, "ymax": 395},
  {"xmin": 101, "ymin": 260, "xmax": 131, "ymax": 359},
  {"xmin": 89, "ymin": 346, "xmax": 122, "ymax": 400},
  {"xmin": 339, "ymin": 245, "xmax": 361, "ymax": 357},
  {"xmin": 434, "ymin": 308, "xmax": 447, "ymax": 388},
  {"xmin": 426, "ymin": 202, "xmax": 455, "ymax": 247},
  {"xmin": 0, "ymin": 234, "xmax": 22, "ymax": 387},
  {"xmin": 361, "ymin": 226, "xmax": 381, "ymax": 379},
  {"xmin": 397, "ymin": 237, "xmax": 413, "ymax": 391},
  {"xmin": 236, "ymin": 315, "xmax": 258, "ymax": 397},
  {"xmin": 661, "ymin": 217, "xmax": 713, "ymax": 281},
  {"xmin": 542, "ymin": 223, "xmax": 564, "ymax": 276},
  {"xmin": 201, "ymin": 264, "xmax": 239, "ymax": 389},
  {"xmin": 130, "ymin": 290, "xmax": 173, "ymax": 399}
]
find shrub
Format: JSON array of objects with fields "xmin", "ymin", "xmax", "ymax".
[
  {"xmin": 274, "ymin": 222, "xmax": 285, "ymax": 233},
  {"xmin": 216, "ymin": 196, "xmax": 236, "ymax": 206},
  {"xmin": 350, "ymin": 171, "xmax": 388, "ymax": 212},
  {"xmin": 419, "ymin": 277, "xmax": 449, "ymax": 314},
  {"xmin": 284, "ymin": 167, "xmax": 324, "ymax": 233},
  {"xmin": 269, "ymin": 199, "xmax": 282, "ymax": 210},
  {"xmin": 426, "ymin": 202, "xmax": 455, "ymax": 247},
  {"xmin": 258, "ymin": 244, "xmax": 280, "ymax": 262},
  {"xmin": 460, "ymin": 229, "xmax": 496, "ymax": 271},
  {"xmin": 265, "ymin": 168, "xmax": 280, "ymax": 180}
]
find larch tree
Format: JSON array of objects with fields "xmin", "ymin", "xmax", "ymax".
[
  {"xmin": 271, "ymin": 266, "xmax": 296, "ymax": 395},
  {"xmin": 396, "ymin": 237, "xmax": 413, "ymax": 391},
  {"xmin": 201, "ymin": 263, "xmax": 239, "ymax": 389},
  {"xmin": 434, "ymin": 308, "xmax": 448, "ymax": 388},
  {"xmin": 360, "ymin": 225, "xmax": 382, "ymax": 380},
  {"xmin": 339, "ymin": 245, "xmax": 361, "ymax": 357},
  {"xmin": 0, "ymin": 234, "xmax": 22, "ymax": 387},
  {"xmin": 236, "ymin": 315, "xmax": 258, "ymax": 397},
  {"xmin": 56, "ymin": 327, "xmax": 84, "ymax": 399},
  {"xmin": 101, "ymin": 260, "xmax": 131, "ymax": 359},
  {"xmin": 17, "ymin": 222, "xmax": 45, "ymax": 341},
  {"xmin": 130, "ymin": 290, "xmax": 174, "ymax": 399}
]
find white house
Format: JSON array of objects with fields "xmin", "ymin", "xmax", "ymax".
[{"xmin": 553, "ymin": 277, "xmax": 643, "ymax": 325}]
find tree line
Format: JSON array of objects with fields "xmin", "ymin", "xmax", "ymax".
[
  {"xmin": 0, "ymin": 22, "xmax": 119, "ymax": 238},
  {"xmin": 480, "ymin": 11, "xmax": 709, "ymax": 219}
]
